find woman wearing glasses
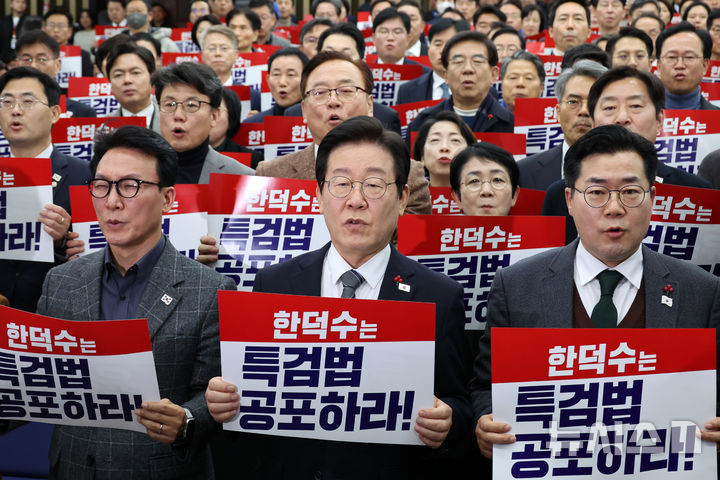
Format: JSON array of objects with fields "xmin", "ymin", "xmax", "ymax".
[{"xmin": 450, "ymin": 142, "xmax": 519, "ymax": 216}]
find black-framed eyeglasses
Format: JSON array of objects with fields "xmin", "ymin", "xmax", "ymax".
[
  {"xmin": 322, "ymin": 176, "xmax": 398, "ymax": 200},
  {"xmin": 572, "ymin": 184, "xmax": 650, "ymax": 208},
  {"xmin": 87, "ymin": 178, "xmax": 162, "ymax": 198},
  {"xmin": 158, "ymin": 99, "xmax": 212, "ymax": 114}
]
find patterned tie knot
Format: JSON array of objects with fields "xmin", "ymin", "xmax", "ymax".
[
  {"xmin": 597, "ymin": 269, "xmax": 624, "ymax": 297},
  {"xmin": 340, "ymin": 269, "xmax": 364, "ymax": 298}
]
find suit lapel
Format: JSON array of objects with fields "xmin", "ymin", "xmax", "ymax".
[
  {"xmin": 538, "ymin": 242, "xmax": 577, "ymax": 328},
  {"xmin": 378, "ymin": 247, "xmax": 417, "ymax": 302},
  {"xmin": 50, "ymin": 148, "xmax": 69, "ymax": 194},
  {"xmin": 135, "ymin": 242, "xmax": 183, "ymax": 339},
  {"xmin": 642, "ymin": 246, "xmax": 678, "ymax": 328},
  {"xmin": 287, "ymin": 243, "xmax": 327, "ymax": 296},
  {"xmin": 69, "ymin": 251, "xmax": 104, "ymax": 320}
]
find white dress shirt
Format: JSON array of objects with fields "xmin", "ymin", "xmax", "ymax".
[
  {"xmin": 10, "ymin": 143, "xmax": 53, "ymax": 158},
  {"xmin": 406, "ymin": 39, "xmax": 422, "ymax": 57},
  {"xmin": 121, "ymin": 102, "xmax": 154, "ymax": 128},
  {"xmin": 321, "ymin": 244, "xmax": 391, "ymax": 300},
  {"xmin": 574, "ymin": 241, "xmax": 643, "ymax": 323},
  {"xmin": 432, "ymin": 71, "xmax": 448, "ymax": 100}
]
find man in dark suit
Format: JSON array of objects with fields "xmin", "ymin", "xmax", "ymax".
[
  {"xmin": 517, "ymin": 59, "xmax": 607, "ymax": 191},
  {"xmin": 43, "ymin": 8, "xmax": 93, "ymax": 77},
  {"xmin": 0, "ymin": 67, "xmax": 90, "ymax": 312},
  {"xmin": 656, "ymin": 22, "xmax": 720, "ymax": 110},
  {"xmin": 396, "ymin": 17, "xmax": 469, "ymax": 105},
  {"xmin": 372, "ymin": 8, "xmax": 430, "ymax": 71},
  {"xmin": 105, "ymin": 41, "xmax": 161, "ymax": 132},
  {"xmin": 198, "ymin": 51, "xmax": 429, "ymax": 266},
  {"xmin": 35, "ymin": 125, "xmax": 236, "ymax": 478},
  {"xmin": 15, "ymin": 31, "xmax": 96, "ymax": 118},
  {"xmin": 407, "ymin": 31, "xmax": 513, "ymax": 146},
  {"xmin": 206, "ymin": 116, "xmax": 471, "ymax": 479},
  {"xmin": 472, "ymin": 124, "xmax": 720, "ymax": 459},
  {"xmin": 398, "ymin": 0, "xmax": 428, "ymax": 57},
  {"xmin": 542, "ymin": 67, "xmax": 712, "ymax": 244}
]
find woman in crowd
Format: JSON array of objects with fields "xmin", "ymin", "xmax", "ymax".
[
  {"xmin": 521, "ymin": 3, "xmax": 546, "ymax": 36},
  {"xmin": 413, "ymin": 111, "xmax": 476, "ymax": 187},
  {"xmin": 450, "ymin": 143, "xmax": 520, "ymax": 216},
  {"xmin": 191, "ymin": 14, "xmax": 221, "ymax": 49},
  {"xmin": 73, "ymin": 9, "xmax": 96, "ymax": 59},
  {"xmin": 210, "ymin": 88, "xmax": 265, "ymax": 168}
]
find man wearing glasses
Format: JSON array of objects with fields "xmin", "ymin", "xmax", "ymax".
[
  {"xmin": 206, "ymin": 116, "xmax": 471, "ymax": 479},
  {"xmin": 656, "ymin": 22, "xmax": 720, "ymax": 110},
  {"xmin": 198, "ymin": 51, "xmax": 427, "ymax": 265},
  {"xmin": 0, "ymin": 67, "xmax": 90, "ymax": 312},
  {"xmin": 372, "ymin": 8, "xmax": 428, "ymax": 69},
  {"xmin": 472, "ymin": 124, "xmax": 720, "ymax": 459},
  {"xmin": 15, "ymin": 30, "xmax": 96, "ymax": 118},
  {"xmin": 153, "ymin": 62, "xmax": 254, "ymax": 184},
  {"xmin": 33, "ymin": 125, "xmax": 236, "ymax": 478},
  {"xmin": 407, "ymin": 31, "xmax": 513, "ymax": 145},
  {"xmin": 540, "ymin": 66, "xmax": 711, "ymax": 244},
  {"xmin": 42, "ymin": 8, "xmax": 93, "ymax": 77}
]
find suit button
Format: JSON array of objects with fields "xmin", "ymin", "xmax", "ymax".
[
  {"xmin": 314, "ymin": 471, "xmax": 322, "ymax": 480},
  {"xmin": 86, "ymin": 455, "xmax": 95, "ymax": 466}
]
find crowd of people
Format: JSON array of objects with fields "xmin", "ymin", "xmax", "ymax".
[{"xmin": 1, "ymin": 0, "xmax": 720, "ymax": 478}]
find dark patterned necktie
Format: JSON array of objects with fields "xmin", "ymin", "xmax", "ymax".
[
  {"xmin": 340, "ymin": 270, "xmax": 364, "ymax": 299},
  {"xmin": 590, "ymin": 270, "xmax": 624, "ymax": 328}
]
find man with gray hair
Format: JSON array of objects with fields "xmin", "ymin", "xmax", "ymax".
[
  {"xmin": 516, "ymin": 59, "xmax": 607, "ymax": 190},
  {"xmin": 200, "ymin": 25, "xmax": 239, "ymax": 86},
  {"xmin": 499, "ymin": 50, "xmax": 545, "ymax": 113}
]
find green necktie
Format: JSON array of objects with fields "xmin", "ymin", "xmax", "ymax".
[{"xmin": 590, "ymin": 270, "xmax": 624, "ymax": 328}]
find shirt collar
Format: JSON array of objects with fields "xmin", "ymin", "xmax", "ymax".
[
  {"xmin": 327, "ymin": 243, "xmax": 391, "ymax": 291},
  {"xmin": 407, "ymin": 39, "xmax": 421, "ymax": 57},
  {"xmin": 121, "ymin": 102, "xmax": 154, "ymax": 127},
  {"xmin": 432, "ymin": 71, "xmax": 445, "ymax": 88},
  {"xmin": 104, "ymin": 235, "xmax": 167, "ymax": 279},
  {"xmin": 10, "ymin": 142, "xmax": 53, "ymax": 158},
  {"xmin": 576, "ymin": 240, "xmax": 643, "ymax": 289}
]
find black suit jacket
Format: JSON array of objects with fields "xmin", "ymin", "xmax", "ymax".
[
  {"xmin": 213, "ymin": 243, "xmax": 471, "ymax": 480},
  {"xmin": 542, "ymin": 162, "xmax": 713, "ymax": 244},
  {"xmin": 397, "ymin": 69, "xmax": 434, "ymax": 105},
  {"xmin": 0, "ymin": 14, "xmax": 25, "ymax": 59},
  {"xmin": 283, "ymin": 102, "xmax": 402, "ymax": 136},
  {"xmin": 406, "ymin": 94, "xmax": 514, "ymax": 146},
  {"xmin": 0, "ymin": 147, "xmax": 91, "ymax": 312},
  {"xmin": 66, "ymin": 98, "xmax": 97, "ymax": 118},
  {"xmin": 701, "ymin": 96, "xmax": 720, "ymax": 110},
  {"xmin": 517, "ymin": 144, "xmax": 563, "ymax": 191}
]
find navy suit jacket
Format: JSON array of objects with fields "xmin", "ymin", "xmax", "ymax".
[
  {"xmin": 213, "ymin": 243, "xmax": 472, "ymax": 480},
  {"xmin": 406, "ymin": 94, "xmax": 513, "ymax": 147},
  {"xmin": 283, "ymin": 101, "xmax": 402, "ymax": 136},
  {"xmin": 0, "ymin": 147, "xmax": 91, "ymax": 312},
  {"xmin": 397, "ymin": 70, "xmax": 434, "ymax": 105},
  {"xmin": 542, "ymin": 163, "xmax": 713, "ymax": 244},
  {"xmin": 66, "ymin": 98, "xmax": 96, "ymax": 118},
  {"xmin": 471, "ymin": 239, "xmax": 720, "ymax": 421},
  {"xmin": 517, "ymin": 144, "xmax": 563, "ymax": 191}
]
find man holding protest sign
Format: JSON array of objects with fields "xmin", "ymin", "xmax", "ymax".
[
  {"xmin": 472, "ymin": 124, "xmax": 720, "ymax": 460},
  {"xmin": 0, "ymin": 67, "xmax": 90, "ymax": 312},
  {"xmin": 206, "ymin": 116, "xmax": 471, "ymax": 479},
  {"xmin": 197, "ymin": 51, "xmax": 430, "ymax": 266},
  {"xmin": 33, "ymin": 125, "xmax": 236, "ymax": 478}
]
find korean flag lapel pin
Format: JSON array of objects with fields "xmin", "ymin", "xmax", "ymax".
[
  {"xmin": 52, "ymin": 173, "xmax": 62, "ymax": 188},
  {"xmin": 661, "ymin": 284, "xmax": 673, "ymax": 307},
  {"xmin": 161, "ymin": 293, "xmax": 174, "ymax": 306},
  {"xmin": 394, "ymin": 275, "xmax": 411, "ymax": 293}
]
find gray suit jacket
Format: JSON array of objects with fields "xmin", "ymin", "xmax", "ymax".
[
  {"xmin": 198, "ymin": 147, "xmax": 255, "ymax": 183},
  {"xmin": 36, "ymin": 240, "xmax": 236, "ymax": 479},
  {"xmin": 106, "ymin": 100, "xmax": 162, "ymax": 135},
  {"xmin": 255, "ymin": 145, "xmax": 432, "ymax": 214},
  {"xmin": 471, "ymin": 239, "xmax": 720, "ymax": 421}
]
